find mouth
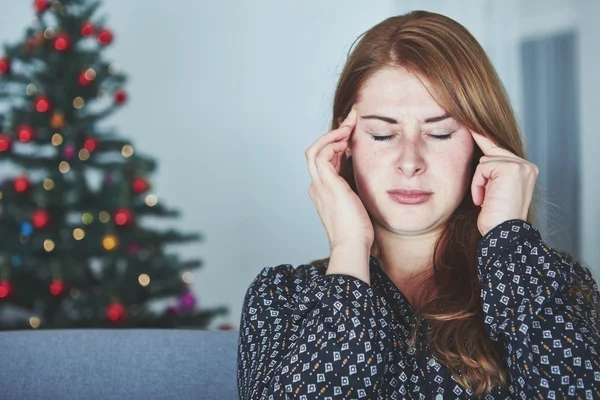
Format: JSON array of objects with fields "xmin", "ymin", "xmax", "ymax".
[{"xmin": 387, "ymin": 188, "xmax": 433, "ymax": 205}]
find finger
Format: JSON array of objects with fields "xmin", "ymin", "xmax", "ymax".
[
  {"xmin": 315, "ymin": 140, "xmax": 347, "ymax": 183},
  {"xmin": 471, "ymin": 131, "xmax": 519, "ymax": 158},
  {"xmin": 478, "ymin": 155, "xmax": 525, "ymax": 164},
  {"xmin": 306, "ymin": 109, "xmax": 356, "ymax": 182},
  {"xmin": 306, "ymin": 108, "xmax": 356, "ymax": 161},
  {"xmin": 471, "ymin": 162, "xmax": 496, "ymax": 206}
]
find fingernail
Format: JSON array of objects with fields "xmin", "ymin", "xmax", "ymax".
[{"xmin": 346, "ymin": 108, "xmax": 356, "ymax": 120}]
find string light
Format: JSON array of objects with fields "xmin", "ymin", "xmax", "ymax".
[
  {"xmin": 26, "ymin": 84, "xmax": 37, "ymax": 95},
  {"xmin": 73, "ymin": 228, "xmax": 85, "ymax": 240},
  {"xmin": 43, "ymin": 27, "xmax": 55, "ymax": 39},
  {"xmin": 145, "ymin": 194, "xmax": 158, "ymax": 206},
  {"xmin": 84, "ymin": 68, "xmax": 96, "ymax": 80},
  {"xmin": 182, "ymin": 271, "xmax": 194, "ymax": 284},
  {"xmin": 43, "ymin": 178, "xmax": 54, "ymax": 190},
  {"xmin": 102, "ymin": 234, "xmax": 117, "ymax": 251},
  {"xmin": 51, "ymin": 133, "xmax": 63, "ymax": 146},
  {"xmin": 43, "ymin": 239, "xmax": 55, "ymax": 252},
  {"xmin": 59, "ymin": 161, "xmax": 70, "ymax": 173},
  {"xmin": 69, "ymin": 288, "xmax": 80, "ymax": 299},
  {"xmin": 29, "ymin": 317, "xmax": 41, "ymax": 329},
  {"xmin": 81, "ymin": 213, "xmax": 93, "ymax": 224},
  {"xmin": 121, "ymin": 145, "xmax": 133, "ymax": 158},
  {"xmin": 73, "ymin": 96, "xmax": 84, "ymax": 109},
  {"xmin": 138, "ymin": 273, "xmax": 150, "ymax": 287},
  {"xmin": 99, "ymin": 211, "xmax": 110, "ymax": 223},
  {"xmin": 78, "ymin": 149, "xmax": 90, "ymax": 160}
]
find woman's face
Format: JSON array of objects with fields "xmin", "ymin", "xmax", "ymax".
[{"xmin": 348, "ymin": 66, "xmax": 475, "ymax": 235}]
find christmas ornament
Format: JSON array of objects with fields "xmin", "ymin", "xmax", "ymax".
[
  {"xmin": 132, "ymin": 177, "xmax": 149, "ymax": 193},
  {"xmin": 97, "ymin": 28, "xmax": 113, "ymax": 45},
  {"xmin": 165, "ymin": 306, "xmax": 179, "ymax": 316},
  {"xmin": 127, "ymin": 242, "xmax": 141, "ymax": 254},
  {"xmin": 14, "ymin": 175, "xmax": 30, "ymax": 193},
  {"xmin": 32, "ymin": 209, "xmax": 50, "ymax": 228},
  {"xmin": 106, "ymin": 301, "xmax": 126, "ymax": 322},
  {"xmin": 20, "ymin": 221, "xmax": 34, "ymax": 236},
  {"xmin": 50, "ymin": 112, "xmax": 65, "ymax": 128},
  {"xmin": 0, "ymin": 57, "xmax": 10, "ymax": 74},
  {"xmin": 0, "ymin": 280, "xmax": 12, "ymax": 298},
  {"xmin": 49, "ymin": 279, "xmax": 64, "ymax": 296},
  {"xmin": 83, "ymin": 137, "xmax": 97, "ymax": 152},
  {"xmin": 0, "ymin": 134, "xmax": 11, "ymax": 152},
  {"xmin": 114, "ymin": 208, "xmax": 133, "ymax": 226},
  {"xmin": 35, "ymin": 95, "xmax": 51, "ymax": 112},
  {"xmin": 81, "ymin": 22, "xmax": 94, "ymax": 37},
  {"xmin": 178, "ymin": 291, "xmax": 196, "ymax": 311},
  {"xmin": 114, "ymin": 90, "xmax": 127, "ymax": 104},
  {"xmin": 17, "ymin": 124, "xmax": 34, "ymax": 142},
  {"xmin": 62, "ymin": 144, "xmax": 75, "ymax": 159},
  {"xmin": 54, "ymin": 33, "xmax": 70, "ymax": 51},
  {"xmin": 34, "ymin": 0, "xmax": 49, "ymax": 12}
]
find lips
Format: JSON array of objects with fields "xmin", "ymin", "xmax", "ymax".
[{"xmin": 387, "ymin": 188, "xmax": 433, "ymax": 205}]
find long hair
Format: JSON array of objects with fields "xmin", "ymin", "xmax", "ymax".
[{"xmin": 310, "ymin": 10, "xmax": 596, "ymax": 396}]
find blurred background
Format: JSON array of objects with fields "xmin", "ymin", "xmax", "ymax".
[{"xmin": 0, "ymin": 0, "xmax": 598, "ymax": 331}]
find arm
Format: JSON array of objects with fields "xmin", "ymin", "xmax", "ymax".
[
  {"xmin": 237, "ymin": 262, "xmax": 393, "ymax": 399},
  {"xmin": 477, "ymin": 219, "xmax": 600, "ymax": 398}
]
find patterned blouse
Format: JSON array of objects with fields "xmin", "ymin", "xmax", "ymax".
[{"xmin": 237, "ymin": 220, "xmax": 600, "ymax": 399}]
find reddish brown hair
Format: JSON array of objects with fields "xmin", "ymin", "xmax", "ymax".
[{"xmin": 315, "ymin": 10, "xmax": 529, "ymax": 396}]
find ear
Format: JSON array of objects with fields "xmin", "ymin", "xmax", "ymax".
[{"xmin": 337, "ymin": 117, "xmax": 343, "ymax": 127}]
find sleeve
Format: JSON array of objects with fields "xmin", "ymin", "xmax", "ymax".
[
  {"xmin": 237, "ymin": 263, "xmax": 394, "ymax": 399},
  {"xmin": 476, "ymin": 219, "xmax": 600, "ymax": 398}
]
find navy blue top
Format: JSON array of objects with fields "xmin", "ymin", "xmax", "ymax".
[{"xmin": 237, "ymin": 220, "xmax": 600, "ymax": 399}]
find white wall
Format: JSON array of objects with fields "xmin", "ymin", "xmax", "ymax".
[{"xmin": 0, "ymin": 1, "xmax": 596, "ymax": 329}]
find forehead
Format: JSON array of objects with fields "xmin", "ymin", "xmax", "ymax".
[{"xmin": 357, "ymin": 66, "xmax": 445, "ymax": 116}]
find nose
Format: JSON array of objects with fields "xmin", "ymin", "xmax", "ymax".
[{"xmin": 396, "ymin": 137, "xmax": 426, "ymax": 177}]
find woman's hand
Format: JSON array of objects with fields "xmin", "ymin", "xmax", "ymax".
[
  {"xmin": 305, "ymin": 108, "xmax": 374, "ymax": 252},
  {"xmin": 471, "ymin": 131, "xmax": 539, "ymax": 236}
]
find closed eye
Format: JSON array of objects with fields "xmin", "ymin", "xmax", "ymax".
[{"xmin": 371, "ymin": 131, "xmax": 456, "ymax": 142}]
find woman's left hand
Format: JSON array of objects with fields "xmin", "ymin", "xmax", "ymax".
[{"xmin": 470, "ymin": 131, "xmax": 539, "ymax": 236}]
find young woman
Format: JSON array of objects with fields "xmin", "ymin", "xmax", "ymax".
[{"xmin": 237, "ymin": 10, "xmax": 600, "ymax": 399}]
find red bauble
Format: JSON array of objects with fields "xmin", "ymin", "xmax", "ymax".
[
  {"xmin": 114, "ymin": 90, "xmax": 127, "ymax": 104},
  {"xmin": 218, "ymin": 324, "xmax": 236, "ymax": 331},
  {"xmin": 17, "ymin": 124, "xmax": 34, "ymax": 142},
  {"xmin": 32, "ymin": 209, "xmax": 50, "ymax": 229},
  {"xmin": 0, "ymin": 280, "xmax": 12, "ymax": 299},
  {"xmin": 78, "ymin": 71, "xmax": 91, "ymax": 86},
  {"xmin": 83, "ymin": 137, "xmax": 97, "ymax": 152},
  {"xmin": 14, "ymin": 176, "xmax": 30, "ymax": 193},
  {"xmin": 49, "ymin": 279, "xmax": 65, "ymax": 296},
  {"xmin": 54, "ymin": 34, "xmax": 70, "ymax": 51},
  {"xmin": 114, "ymin": 208, "xmax": 133, "ymax": 226},
  {"xmin": 106, "ymin": 302, "xmax": 126, "ymax": 322},
  {"xmin": 81, "ymin": 22, "xmax": 95, "ymax": 37},
  {"xmin": 0, "ymin": 134, "xmax": 11, "ymax": 152},
  {"xmin": 33, "ymin": 0, "xmax": 49, "ymax": 12},
  {"xmin": 97, "ymin": 29, "xmax": 113, "ymax": 45},
  {"xmin": 35, "ymin": 95, "xmax": 51, "ymax": 112},
  {"xmin": 0, "ymin": 57, "xmax": 10, "ymax": 74},
  {"xmin": 132, "ymin": 177, "xmax": 149, "ymax": 193}
]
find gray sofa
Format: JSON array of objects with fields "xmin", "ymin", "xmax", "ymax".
[{"xmin": 0, "ymin": 329, "xmax": 240, "ymax": 400}]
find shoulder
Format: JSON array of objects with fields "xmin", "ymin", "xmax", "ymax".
[{"xmin": 245, "ymin": 258, "xmax": 329, "ymax": 295}]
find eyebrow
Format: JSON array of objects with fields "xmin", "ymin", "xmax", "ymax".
[{"xmin": 360, "ymin": 113, "xmax": 450, "ymax": 124}]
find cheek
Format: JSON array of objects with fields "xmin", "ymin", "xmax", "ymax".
[{"xmin": 435, "ymin": 136, "xmax": 475, "ymax": 189}]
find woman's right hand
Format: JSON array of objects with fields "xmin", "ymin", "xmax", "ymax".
[{"xmin": 305, "ymin": 108, "xmax": 374, "ymax": 253}]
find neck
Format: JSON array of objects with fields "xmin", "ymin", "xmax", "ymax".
[{"xmin": 373, "ymin": 225, "xmax": 443, "ymax": 308}]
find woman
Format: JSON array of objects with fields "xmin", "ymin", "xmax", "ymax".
[{"xmin": 237, "ymin": 10, "xmax": 600, "ymax": 399}]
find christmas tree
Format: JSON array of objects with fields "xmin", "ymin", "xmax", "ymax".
[{"xmin": 0, "ymin": 0, "xmax": 228, "ymax": 330}]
